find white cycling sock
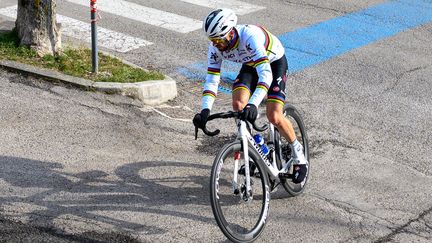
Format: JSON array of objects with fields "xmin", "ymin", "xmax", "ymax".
[{"xmin": 290, "ymin": 139, "xmax": 307, "ymax": 165}]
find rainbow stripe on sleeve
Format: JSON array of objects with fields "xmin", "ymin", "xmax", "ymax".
[
  {"xmin": 203, "ymin": 90, "xmax": 216, "ymax": 98},
  {"xmin": 256, "ymin": 82, "xmax": 269, "ymax": 92},
  {"xmin": 252, "ymin": 57, "xmax": 269, "ymax": 68},
  {"xmin": 207, "ymin": 67, "xmax": 221, "ymax": 76}
]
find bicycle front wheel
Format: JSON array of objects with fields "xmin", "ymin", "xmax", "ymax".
[{"xmin": 210, "ymin": 141, "xmax": 270, "ymax": 243}]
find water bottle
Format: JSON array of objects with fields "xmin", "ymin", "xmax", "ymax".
[{"xmin": 253, "ymin": 134, "xmax": 269, "ymax": 156}]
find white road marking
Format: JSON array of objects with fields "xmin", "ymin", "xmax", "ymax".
[
  {"xmin": 66, "ymin": 0, "xmax": 202, "ymax": 33},
  {"xmin": 1, "ymin": 0, "xmax": 265, "ymax": 52},
  {"xmin": 149, "ymin": 107, "xmax": 191, "ymax": 123},
  {"xmin": 156, "ymin": 104, "xmax": 194, "ymax": 111},
  {"xmin": 0, "ymin": 5, "xmax": 153, "ymax": 53},
  {"xmin": 179, "ymin": 0, "xmax": 265, "ymax": 15}
]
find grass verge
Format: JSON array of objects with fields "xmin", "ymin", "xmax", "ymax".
[{"xmin": 0, "ymin": 29, "xmax": 165, "ymax": 83}]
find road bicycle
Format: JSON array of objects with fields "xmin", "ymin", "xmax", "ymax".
[{"xmin": 195, "ymin": 104, "xmax": 310, "ymax": 242}]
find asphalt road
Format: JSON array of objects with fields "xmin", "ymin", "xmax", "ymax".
[{"xmin": 1, "ymin": 0, "xmax": 431, "ymax": 242}]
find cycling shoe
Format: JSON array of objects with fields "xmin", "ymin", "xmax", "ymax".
[
  {"xmin": 238, "ymin": 162, "xmax": 258, "ymax": 177},
  {"xmin": 292, "ymin": 164, "xmax": 308, "ymax": 184}
]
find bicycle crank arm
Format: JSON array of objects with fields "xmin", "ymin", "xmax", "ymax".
[{"xmin": 278, "ymin": 172, "xmax": 293, "ymax": 179}]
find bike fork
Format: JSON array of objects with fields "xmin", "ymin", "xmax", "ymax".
[
  {"xmin": 232, "ymin": 151, "xmax": 240, "ymax": 195},
  {"xmin": 241, "ymin": 135, "xmax": 253, "ymax": 201}
]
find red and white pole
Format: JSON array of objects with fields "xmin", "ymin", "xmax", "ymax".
[{"xmin": 90, "ymin": 0, "xmax": 98, "ymax": 73}]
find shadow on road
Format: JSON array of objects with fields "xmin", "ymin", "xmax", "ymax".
[{"xmin": 0, "ymin": 155, "xmax": 214, "ymax": 241}]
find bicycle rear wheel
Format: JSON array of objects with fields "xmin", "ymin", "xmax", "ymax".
[
  {"xmin": 210, "ymin": 141, "xmax": 270, "ymax": 243},
  {"xmin": 275, "ymin": 104, "xmax": 310, "ymax": 196}
]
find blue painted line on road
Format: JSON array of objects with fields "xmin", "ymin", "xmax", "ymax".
[
  {"xmin": 282, "ymin": 0, "xmax": 432, "ymax": 73},
  {"xmin": 178, "ymin": 0, "xmax": 432, "ymax": 92}
]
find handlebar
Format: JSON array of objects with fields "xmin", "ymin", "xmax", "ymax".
[{"xmin": 194, "ymin": 111, "xmax": 268, "ymax": 139}]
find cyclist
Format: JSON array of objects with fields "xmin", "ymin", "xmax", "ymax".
[{"xmin": 193, "ymin": 9, "xmax": 308, "ymax": 183}]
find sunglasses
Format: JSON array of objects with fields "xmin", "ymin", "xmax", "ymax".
[{"xmin": 209, "ymin": 36, "xmax": 228, "ymax": 45}]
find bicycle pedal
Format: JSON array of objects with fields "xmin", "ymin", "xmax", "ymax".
[{"xmin": 278, "ymin": 172, "xmax": 293, "ymax": 179}]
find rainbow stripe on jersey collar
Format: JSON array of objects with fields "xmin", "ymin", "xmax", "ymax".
[{"xmin": 227, "ymin": 28, "xmax": 239, "ymax": 50}]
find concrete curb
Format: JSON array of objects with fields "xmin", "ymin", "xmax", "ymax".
[{"xmin": 0, "ymin": 59, "xmax": 177, "ymax": 105}]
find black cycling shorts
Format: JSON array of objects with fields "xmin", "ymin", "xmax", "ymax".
[{"xmin": 233, "ymin": 55, "xmax": 288, "ymax": 105}]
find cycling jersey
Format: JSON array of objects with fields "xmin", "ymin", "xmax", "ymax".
[{"xmin": 202, "ymin": 24, "xmax": 285, "ymax": 110}]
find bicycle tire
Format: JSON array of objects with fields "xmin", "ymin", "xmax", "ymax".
[
  {"xmin": 275, "ymin": 104, "xmax": 310, "ymax": 196},
  {"xmin": 210, "ymin": 141, "xmax": 271, "ymax": 243}
]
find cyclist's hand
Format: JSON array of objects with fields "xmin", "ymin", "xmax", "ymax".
[
  {"xmin": 241, "ymin": 104, "xmax": 258, "ymax": 123},
  {"xmin": 193, "ymin": 108, "xmax": 210, "ymax": 129}
]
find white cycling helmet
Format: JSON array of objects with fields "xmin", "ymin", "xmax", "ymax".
[{"xmin": 203, "ymin": 8, "xmax": 237, "ymax": 38}]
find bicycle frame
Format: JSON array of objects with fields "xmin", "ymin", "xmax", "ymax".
[
  {"xmin": 234, "ymin": 119, "xmax": 292, "ymax": 200},
  {"xmin": 205, "ymin": 107, "xmax": 309, "ymax": 242}
]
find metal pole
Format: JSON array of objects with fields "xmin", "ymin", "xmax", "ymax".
[{"xmin": 91, "ymin": 0, "xmax": 98, "ymax": 73}]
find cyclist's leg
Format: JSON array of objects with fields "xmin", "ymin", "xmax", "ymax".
[
  {"xmin": 232, "ymin": 64, "xmax": 257, "ymax": 111},
  {"xmin": 266, "ymin": 55, "xmax": 308, "ymax": 183},
  {"xmin": 266, "ymin": 55, "xmax": 294, "ymax": 142},
  {"xmin": 233, "ymin": 64, "xmax": 258, "ymax": 176},
  {"xmin": 232, "ymin": 88, "xmax": 249, "ymax": 111},
  {"xmin": 267, "ymin": 102, "xmax": 308, "ymax": 183},
  {"xmin": 266, "ymin": 102, "xmax": 296, "ymax": 143}
]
